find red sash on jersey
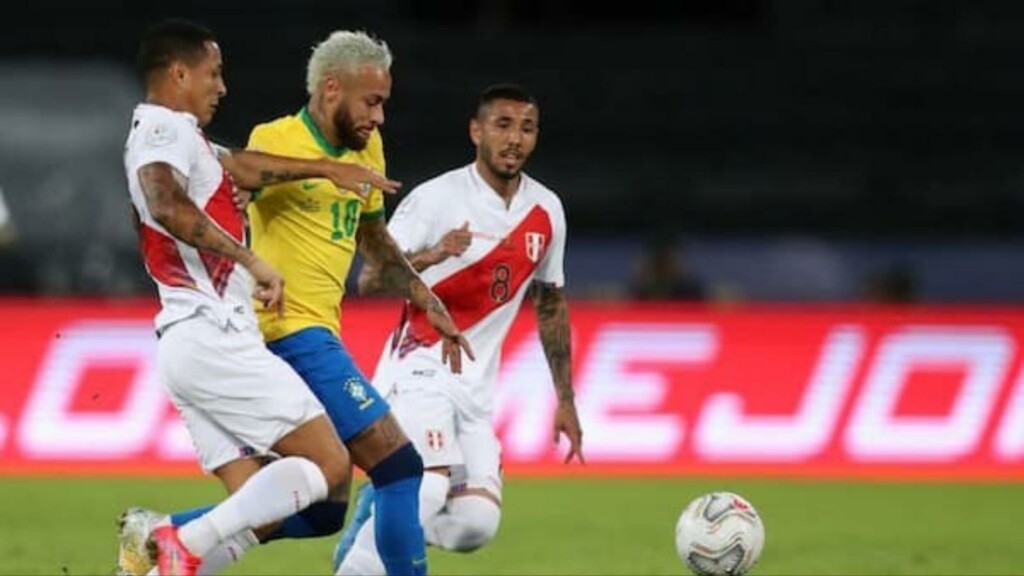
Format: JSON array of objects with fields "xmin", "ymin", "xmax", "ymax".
[
  {"xmin": 138, "ymin": 170, "xmax": 244, "ymax": 296},
  {"xmin": 139, "ymin": 220, "xmax": 196, "ymax": 290},
  {"xmin": 397, "ymin": 205, "xmax": 553, "ymax": 355},
  {"xmin": 197, "ymin": 171, "xmax": 244, "ymax": 296}
]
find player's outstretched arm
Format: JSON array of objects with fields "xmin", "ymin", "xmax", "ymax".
[
  {"xmin": 360, "ymin": 222, "xmax": 472, "ymax": 281},
  {"xmin": 531, "ymin": 281, "xmax": 585, "ymax": 464},
  {"xmin": 137, "ymin": 162, "xmax": 285, "ymax": 315},
  {"xmin": 357, "ymin": 218, "xmax": 475, "ymax": 372},
  {"xmin": 217, "ymin": 149, "xmax": 400, "ymax": 196},
  {"xmin": 408, "ymin": 222, "xmax": 473, "ymax": 272}
]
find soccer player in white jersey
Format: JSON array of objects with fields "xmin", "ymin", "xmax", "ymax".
[
  {"xmin": 122, "ymin": 19, "xmax": 401, "ymax": 576},
  {"xmin": 334, "ymin": 83, "xmax": 585, "ymax": 575}
]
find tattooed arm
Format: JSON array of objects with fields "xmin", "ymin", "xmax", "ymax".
[
  {"xmin": 137, "ymin": 162, "xmax": 284, "ymax": 314},
  {"xmin": 532, "ymin": 280, "xmax": 585, "ymax": 464},
  {"xmin": 357, "ymin": 217, "xmax": 475, "ymax": 372},
  {"xmin": 359, "ymin": 222, "xmax": 473, "ymax": 283},
  {"xmin": 217, "ymin": 149, "xmax": 401, "ymax": 196},
  {"xmin": 356, "ymin": 218, "xmax": 429, "ymax": 298},
  {"xmin": 407, "ymin": 222, "xmax": 473, "ymax": 272},
  {"xmin": 139, "ymin": 162, "xmax": 255, "ymax": 263}
]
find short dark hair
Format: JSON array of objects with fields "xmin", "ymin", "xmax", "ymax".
[
  {"xmin": 136, "ymin": 18, "xmax": 216, "ymax": 81},
  {"xmin": 475, "ymin": 83, "xmax": 537, "ymax": 118}
]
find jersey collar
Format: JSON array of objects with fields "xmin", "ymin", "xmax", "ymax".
[
  {"xmin": 138, "ymin": 102, "xmax": 199, "ymax": 127},
  {"xmin": 299, "ymin": 107, "xmax": 348, "ymax": 158},
  {"xmin": 469, "ymin": 163, "xmax": 528, "ymax": 209}
]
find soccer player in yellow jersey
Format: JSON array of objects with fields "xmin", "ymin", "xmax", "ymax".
[
  {"xmin": 120, "ymin": 30, "xmax": 472, "ymax": 576},
  {"xmin": 245, "ymin": 86, "xmax": 388, "ymax": 346}
]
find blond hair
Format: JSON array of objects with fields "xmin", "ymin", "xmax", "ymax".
[{"xmin": 306, "ymin": 30, "xmax": 392, "ymax": 95}]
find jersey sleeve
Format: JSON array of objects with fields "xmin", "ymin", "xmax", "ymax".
[
  {"xmin": 362, "ymin": 189, "xmax": 385, "ymax": 220},
  {"xmin": 246, "ymin": 123, "xmax": 289, "ymax": 201},
  {"xmin": 127, "ymin": 112, "xmax": 195, "ymax": 183},
  {"xmin": 386, "ymin": 187, "xmax": 434, "ymax": 252},
  {"xmin": 246, "ymin": 123, "xmax": 281, "ymax": 154},
  {"xmin": 534, "ymin": 197, "xmax": 567, "ymax": 287}
]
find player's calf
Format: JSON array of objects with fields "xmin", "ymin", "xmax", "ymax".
[
  {"xmin": 264, "ymin": 500, "xmax": 348, "ymax": 541},
  {"xmin": 272, "ymin": 415, "xmax": 351, "ymax": 492},
  {"xmin": 366, "ymin": 442, "xmax": 427, "ymax": 576}
]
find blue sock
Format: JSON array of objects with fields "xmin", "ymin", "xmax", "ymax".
[
  {"xmin": 170, "ymin": 505, "xmax": 213, "ymax": 527},
  {"xmin": 170, "ymin": 501, "xmax": 347, "ymax": 542},
  {"xmin": 333, "ymin": 482, "xmax": 376, "ymax": 572},
  {"xmin": 263, "ymin": 500, "xmax": 348, "ymax": 541},
  {"xmin": 369, "ymin": 443, "xmax": 426, "ymax": 576}
]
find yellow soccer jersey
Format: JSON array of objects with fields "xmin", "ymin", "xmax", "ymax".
[{"xmin": 246, "ymin": 107, "xmax": 385, "ymax": 342}]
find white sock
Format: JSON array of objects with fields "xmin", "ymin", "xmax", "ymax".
[
  {"xmin": 338, "ymin": 471, "xmax": 450, "ymax": 576},
  {"xmin": 197, "ymin": 529, "xmax": 258, "ymax": 575},
  {"xmin": 179, "ymin": 456, "xmax": 328, "ymax": 557},
  {"xmin": 428, "ymin": 494, "xmax": 501, "ymax": 552},
  {"xmin": 336, "ymin": 537, "xmax": 385, "ymax": 576},
  {"xmin": 419, "ymin": 472, "xmax": 451, "ymax": 548}
]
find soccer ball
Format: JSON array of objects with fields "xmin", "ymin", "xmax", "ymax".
[{"xmin": 674, "ymin": 491, "xmax": 765, "ymax": 576}]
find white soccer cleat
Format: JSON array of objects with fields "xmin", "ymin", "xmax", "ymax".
[{"xmin": 117, "ymin": 507, "xmax": 168, "ymax": 576}]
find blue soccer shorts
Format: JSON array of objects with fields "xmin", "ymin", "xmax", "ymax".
[{"xmin": 267, "ymin": 326, "xmax": 389, "ymax": 442}]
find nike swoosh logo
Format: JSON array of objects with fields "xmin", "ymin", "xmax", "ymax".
[{"xmin": 301, "ymin": 181, "xmax": 317, "ymax": 191}]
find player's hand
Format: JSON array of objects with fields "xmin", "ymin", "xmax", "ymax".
[
  {"xmin": 431, "ymin": 221, "xmax": 473, "ymax": 262},
  {"xmin": 426, "ymin": 303, "xmax": 475, "ymax": 374},
  {"xmin": 321, "ymin": 161, "xmax": 402, "ymax": 198},
  {"xmin": 232, "ymin": 187, "xmax": 253, "ymax": 212},
  {"xmin": 554, "ymin": 401, "xmax": 585, "ymax": 464},
  {"xmin": 244, "ymin": 257, "xmax": 285, "ymax": 318}
]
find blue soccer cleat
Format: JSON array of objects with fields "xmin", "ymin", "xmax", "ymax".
[{"xmin": 332, "ymin": 481, "xmax": 376, "ymax": 572}]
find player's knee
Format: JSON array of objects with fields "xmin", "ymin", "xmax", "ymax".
[
  {"xmin": 447, "ymin": 495, "xmax": 501, "ymax": 552},
  {"xmin": 321, "ymin": 460, "xmax": 349, "ymax": 492},
  {"xmin": 367, "ymin": 442, "xmax": 423, "ymax": 487},
  {"xmin": 318, "ymin": 451, "xmax": 351, "ymax": 492}
]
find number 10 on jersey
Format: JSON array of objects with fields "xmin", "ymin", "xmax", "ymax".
[{"xmin": 331, "ymin": 199, "xmax": 360, "ymax": 240}]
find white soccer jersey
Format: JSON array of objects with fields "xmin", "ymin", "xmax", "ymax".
[
  {"xmin": 376, "ymin": 163, "xmax": 567, "ymax": 411},
  {"xmin": 124, "ymin": 103, "xmax": 255, "ymax": 333}
]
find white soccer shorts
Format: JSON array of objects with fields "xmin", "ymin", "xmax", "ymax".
[
  {"xmin": 157, "ymin": 314, "xmax": 325, "ymax": 472},
  {"xmin": 385, "ymin": 374, "xmax": 503, "ymax": 501}
]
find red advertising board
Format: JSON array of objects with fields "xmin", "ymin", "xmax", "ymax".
[{"xmin": 2, "ymin": 298, "xmax": 1024, "ymax": 479}]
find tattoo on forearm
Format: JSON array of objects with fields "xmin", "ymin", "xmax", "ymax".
[
  {"xmin": 359, "ymin": 221, "xmax": 421, "ymax": 298},
  {"xmin": 534, "ymin": 283, "xmax": 574, "ymax": 402},
  {"xmin": 188, "ymin": 217, "xmax": 210, "ymax": 243},
  {"xmin": 408, "ymin": 282, "xmax": 446, "ymax": 316},
  {"xmin": 378, "ymin": 264, "xmax": 417, "ymax": 296},
  {"xmin": 140, "ymin": 165, "xmax": 248, "ymax": 264},
  {"xmin": 187, "ymin": 216, "xmax": 245, "ymax": 261},
  {"xmin": 405, "ymin": 248, "xmax": 436, "ymax": 272},
  {"xmin": 258, "ymin": 169, "xmax": 301, "ymax": 185}
]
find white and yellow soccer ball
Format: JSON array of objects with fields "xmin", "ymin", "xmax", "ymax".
[{"xmin": 674, "ymin": 491, "xmax": 765, "ymax": 576}]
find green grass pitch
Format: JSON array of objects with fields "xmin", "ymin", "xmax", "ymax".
[{"xmin": 1, "ymin": 475, "xmax": 1022, "ymax": 575}]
